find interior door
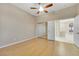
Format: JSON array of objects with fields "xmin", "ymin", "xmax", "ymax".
[
  {"xmin": 74, "ymin": 15, "xmax": 79, "ymax": 47},
  {"xmin": 47, "ymin": 21, "xmax": 55, "ymax": 40}
]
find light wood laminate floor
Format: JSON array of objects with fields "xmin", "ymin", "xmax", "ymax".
[{"xmin": 0, "ymin": 38, "xmax": 79, "ymax": 56}]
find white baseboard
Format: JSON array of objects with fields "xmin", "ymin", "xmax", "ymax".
[
  {"xmin": 0, "ymin": 35, "xmax": 75, "ymax": 49},
  {"xmin": 55, "ymin": 39, "xmax": 74, "ymax": 44},
  {"xmin": 0, "ymin": 36, "xmax": 37, "ymax": 48},
  {"xmin": 74, "ymin": 42, "xmax": 79, "ymax": 48}
]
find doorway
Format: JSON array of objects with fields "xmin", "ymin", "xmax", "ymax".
[
  {"xmin": 55, "ymin": 18, "xmax": 74, "ymax": 43},
  {"xmin": 36, "ymin": 22, "xmax": 47, "ymax": 39}
]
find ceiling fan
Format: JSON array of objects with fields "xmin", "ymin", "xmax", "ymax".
[{"xmin": 30, "ymin": 3, "xmax": 53, "ymax": 14}]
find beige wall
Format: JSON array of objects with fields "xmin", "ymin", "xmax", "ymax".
[
  {"xmin": 36, "ymin": 13, "xmax": 58, "ymax": 23},
  {"xmin": 77, "ymin": 4, "xmax": 79, "ymax": 15},
  {"xmin": 0, "ymin": 4, "xmax": 36, "ymax": 47}
]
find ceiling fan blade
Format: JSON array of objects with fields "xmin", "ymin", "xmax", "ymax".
[
  {"xmin": 44, "ymin": 10, "xmax": 48, "ymax": 13},
  {"xmin": 37, "ymin": 11, "xmax": 40, "ymax": 14},
  {"xmin": 30, "ymin": 7, "xmax": 37, "ymax": 9},
  {"xmin": 44, "ymin": 3, "xmax": 53, "ymax": 8}
]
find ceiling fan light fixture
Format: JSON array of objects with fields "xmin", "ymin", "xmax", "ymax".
[{"xmin": 39, "ymin": 6, "xmax": 44, "ymax": 12}]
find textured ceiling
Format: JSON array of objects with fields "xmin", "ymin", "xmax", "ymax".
[{"xmin": 12, "ymin": 3, "xmax": 76, "ymax": 16}]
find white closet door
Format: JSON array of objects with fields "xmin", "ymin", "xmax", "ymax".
[
  {"xmin": 74, "ymin": 15, "xmax": 79, "ymax": 47},
  {"xmin": 48, "ymin": 21, "xmax": 55, "ymax": 40}
]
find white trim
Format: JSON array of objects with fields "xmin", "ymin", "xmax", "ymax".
[
  {"xmin": 55, "ymin": 39, "xmax": 74, "ymax": 44},
  {"xmin": 75, "ymin": 44, "xmax": 79, "ymax": 48},
  {"xmin": 0, "ymin": 36, "xmax": 37, "ymax": 48},
  {"xmin": 74, "ymin": 41, "xmax": 79, "ymax": 48}
]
